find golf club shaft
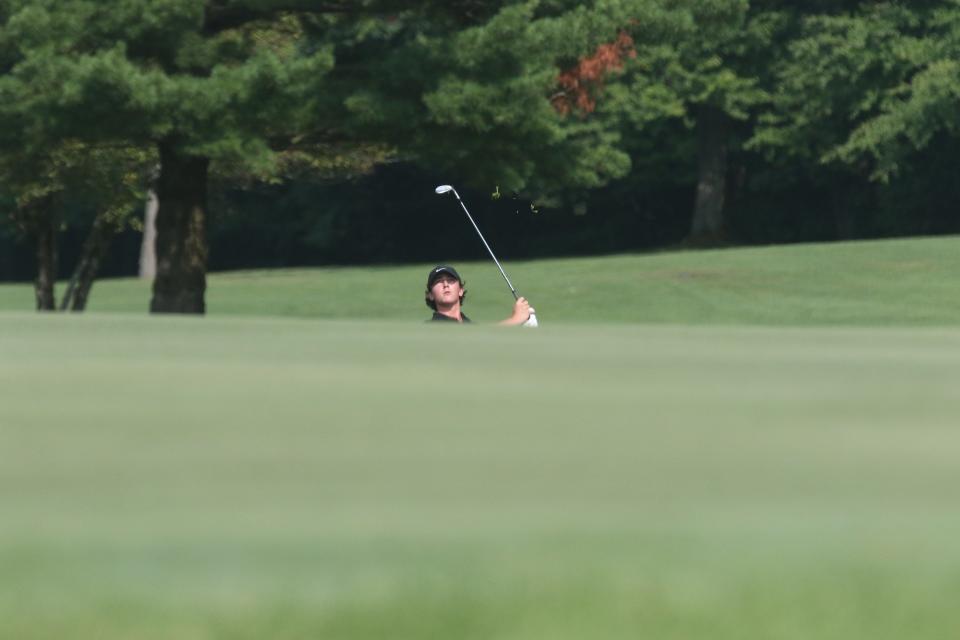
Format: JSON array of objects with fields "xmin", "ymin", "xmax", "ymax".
[{"xmin": 451, "ymin": 188, "xmax": 519, "ymax": 300}]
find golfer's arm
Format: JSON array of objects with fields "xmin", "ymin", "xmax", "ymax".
[{"xmin": 499, "ymin": 297, "xmax": 532, "ymax": 325}]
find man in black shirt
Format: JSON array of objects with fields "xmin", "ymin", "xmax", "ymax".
[{"xmin": 425, "ymin": 265, "xmax": 532, "ymax": 325}]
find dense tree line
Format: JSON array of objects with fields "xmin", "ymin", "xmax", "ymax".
[{"xmin": 0, "ymin": 1, "xmax": 958, "ymax": 312}]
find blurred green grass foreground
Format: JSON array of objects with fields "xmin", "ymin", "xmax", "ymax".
[
  {"xmin": 2, "ymin": 307, "xmax": 960, "ymax": 639},
  {"xmin": 0, "ymin": 314, "xmax": 960, "ymax": 639}
]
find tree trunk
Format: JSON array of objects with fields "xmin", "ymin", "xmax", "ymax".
[
  {"xmin": 150, "ymin": 142, "xmax": 209, "ymax": 314},
  {"xmin": 34, "ymin": 212, "xmax": 57, "ymax": 311},
  {"xmin": 60, "ymin": 212, "xmax": 115, "ymax": 312},
  {"xmin": 688, "ymin": 104, "xmax": 729, "ymax": 245},
  {"xmin": 139, "ymin": 189, "xmax": 158, "ymax": 279}
]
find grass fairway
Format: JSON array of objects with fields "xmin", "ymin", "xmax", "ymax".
[
  {"xmin": 3, "ymin": 313, "xmax": 960, "ymax": 639},
  {"xmin": 2, "ymin": 235, "xmax": 960, "ymax": 325}
]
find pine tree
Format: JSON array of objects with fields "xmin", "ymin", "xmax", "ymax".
[
  {"xmin": 1, "ymin": 1, "xmax": 337, "ymax": 312},
  {"xmin": 0, "ymin": 0, "xmax": 676, "ymax": 313}
]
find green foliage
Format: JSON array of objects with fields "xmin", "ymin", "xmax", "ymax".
[
  {"xmin": 830, "ymin": 3, "xmax": 960, "ymax": 179},
  {"xmin": 0, "ymin": 0, "xmax": 660, "ymax": 200},
  {"xmin": 0, "ymin": 1, "xmax": 335, "ymax": 175},
  {"xmin": 603, "ymin": 0, "xmax": 768, "ymax": 126},
  {"xmin": 588, "ymin": 0, "xmax": 776, "ymax": 223},
  {"xmin": 0, "ymin": 140, "xmax": 154, "ymax": 237},
  {"xmin": 749, "ymin": 2, "xmax": 960, "ymax": 181},
  {"xmin": 360, "ymin": 0, "xmax": 660, "ymax": 194},
  {"xmin": 3, "ymin": 0, "xmax": 960, "ymax": 284}
]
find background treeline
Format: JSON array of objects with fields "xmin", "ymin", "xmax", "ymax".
[{"xmin": 1, "ymin": 1, "xmax": 958, "ymax": 311}]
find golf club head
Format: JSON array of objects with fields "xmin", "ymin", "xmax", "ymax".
[{"xmin": 434, "ymin": 185, "xmax": 453, "ymax": 195}]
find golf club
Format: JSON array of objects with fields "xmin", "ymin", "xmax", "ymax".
[{"xmin": 435, "ymin": 184, "xmax": 538, "ymax": 327}]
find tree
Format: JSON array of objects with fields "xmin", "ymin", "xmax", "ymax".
[
  {"xmin": 58, "ymin": 144, "xmax": 155, "ymax": 311},
  {"xmin": 0, "ymin": 1, "xmax": 336, "ymax": 313},
  {"xmin": 819, "ymin": 3, "xmax": 960, "ymax": 181},
  {"xmin": 750, "ymin": 3, "xmax": 923, "ymax": 165},
  {"xmin": 1, "ymin": 0, "xmax": 660, "ymax": 313},
  {"xmin": 594, "ymin": 1, "xmax": 884, "ymax": 244},
  {"xmin": 746, "ymin": 2, "xmax": 941, "ymax": 237},
  {"xmin": 319, "ymin": 0, "xmax": 682, "ymax": 198},
  {"xmin": 0, "ymin": 139, "xmax": 153, "ymax": 311}
]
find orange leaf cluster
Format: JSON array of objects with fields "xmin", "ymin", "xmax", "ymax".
[{"xmin": 552, "ymin": 31, "xmax": 636, "ymax": 116}]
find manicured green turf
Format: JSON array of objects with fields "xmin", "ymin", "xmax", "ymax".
[
  {"xmin": 3, "ymin": 314, "xmax": 960, "ymax": 639},
  {"xmin": 2, "ymin": 235, "xmax": 959, "ymax": 325}
]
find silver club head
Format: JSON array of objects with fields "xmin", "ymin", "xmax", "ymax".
[{"xmin": 434, "ymin": 185, "xmax": 453, "ymax": 195}]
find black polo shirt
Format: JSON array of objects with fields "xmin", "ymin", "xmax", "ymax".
[{"xmin": 430, "ymin": 311, "xmax": 471, "ymax": 323}]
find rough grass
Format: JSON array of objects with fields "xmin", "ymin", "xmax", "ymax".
[
  {"xmin": 1, "ymin": 235, "xmax": 959, "ymax": 325},
  {"xmin": 2, "ymin": 314, "xmax": 960, "ymax": 639}
]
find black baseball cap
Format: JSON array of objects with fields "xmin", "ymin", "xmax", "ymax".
[{"xmin": 426, "ymin": 265, "xmax": 462, "ymax": 287}]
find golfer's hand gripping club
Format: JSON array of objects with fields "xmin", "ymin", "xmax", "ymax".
[
  {"xmin": 435, "ymin": 185, "xmax": 538, "ymax": 327},
  {"xmin": 524, "ymin": 309, "xmax": 538, "ymax": 328}
]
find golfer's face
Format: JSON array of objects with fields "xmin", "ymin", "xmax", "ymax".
[{"xmin": 431, "ymin": 275, "xmax": 462, "ymax": 305}]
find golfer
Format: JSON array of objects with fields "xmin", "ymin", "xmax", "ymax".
[{"xmin": 425, "ymin": 265, "xmax": 533, "ymax": 325}]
